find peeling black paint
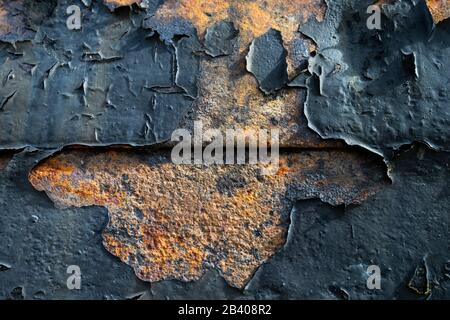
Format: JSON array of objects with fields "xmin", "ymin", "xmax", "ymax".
[
  {"xmin": 148, "ymin": 146, "xmax": 450, "ymax": 300},
  {"xmin": 143, "ymin": 15, "xmax": 196, "ymax": 44},
  {"xmin": 7, "ymin": 286, "xmax": 25, "ymax": 300},
  {"xmin": 0, "ymin": 150, "xmax": 149, "ymax": 299},
  {"xmin": 288, "ymin": 71, "xmax": 310, "ymax": 88},
  {"xmin": 408, "ymin": 256, "xmax": 432, "ymax": 296},
  {"xmin": 301, "ymin": 0, "xmax": 450, "ymax": 158},
  {"xmin": 0, "ymin": 0, "xmax": 449, "ymax": 300},
  {"xmin": 0, "ymin": 0, "xmax": 198, "ymax": 149},
  {"xmin": 102, "ymin": 0, "xmax": 163, "ymax": 12},
  {"xmin": 0, "ymin": 146, "xmax": 448, "ymax": 299},
  {"xmin": 246, "ymin": 28, "xmax": 289, "ymax": 95},
  {"xmin": 246, "ymin": 146, "xmax": 449, "ymax": 300},
  {"xmin": 0, "ymin": 263, "xmax": 11, "ymax": 272},
  {"xmin": 204, "ymin": 21, "xmax": 239, "ymax": 58}
]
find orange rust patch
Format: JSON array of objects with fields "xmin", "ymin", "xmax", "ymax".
[
  {"xmin": 0, "ymin": 7, "xmax": 7, "ymax": 35},
  {"xmin": 425, "ymin": 0, "xmax": 450, "ymax": 23},
  {"xmin": 103, "ymin": 0, "xmax": 142, "ymax": 7},
  {"xmin": 29, "ymin": 149, "xmax": 387, "ymax": 288},
  {"xmin": 154, "ymin": 0, "xmax": 325, "ymax": 41},
  {"xmin": 189, "ymin": 57, "xmax": 341, "ymax": 149},
  {"xmin": 160, "ymin": 1, "xmax": 328, "ymax": 144},
  {"xmin": 153, "ymin": 0, "xmax": 325, "ymax": 76}
]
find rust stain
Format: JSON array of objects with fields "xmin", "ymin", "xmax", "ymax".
[
  {"xmin": 155, "ymin": 0, "xmax": 230, "ymax": 37},
  {"xmin": 0, "ymin": 6, "xmax": 7, "ymax": 34},
  {"xmin": 29, "ymin": 148, "xmax": 387, "ymax": 288},
  {"xmin": 173, "ymin": 0, "xmax": 335, "ymax": 148},
  {"xmin": 0, "ymin": 0, "xmax": 331, "ymax": 148},
  {"xmin": 153, "ymin": 0, "xmax": 325, "ymax": 76},
  {"xmin": 153, "ymin": 0, "xmax": 325, "ymax": 41},
  {"xmin": 103, "ymin": 0, "xmax": 143, "ymax": 8},
  {"xmin": 189, "ymin": 57, "xmax": 342, "ymax": 148},
  {"xmin": 425, "ymin": 0, "xmax": 450, "ymax": 23}
]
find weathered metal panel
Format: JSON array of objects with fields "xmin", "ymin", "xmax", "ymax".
[
  {"xmin": 302, "ymin": 0, "xmax": 450, "ymax": 157},
  {"xmin": 28, "ymin": 148, "xmax": 387, "ymax": 288},
  {"xmin": 0, "ymin": 0, "xmax": 449, "ymax": 300},
  {"xmin": 0, "ymin": 0, "xmax": 197, "ymax": 149}
]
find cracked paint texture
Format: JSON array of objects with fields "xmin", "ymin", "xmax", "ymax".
[
  {"xmin": 0, "ymin": 0, "xmax": 197, "ymax": 149},
  {"xmin": 0, "ymin": 0, "xmax": 57, "ymax": 43},
  {"xmin": 0, "ymin": 0, "xmax": 449, "ymax": 299},
  {"xmin": 0, "ymin": 0, "xmax": 334, "ymax": 150},
  {"xmin": 301, "ymin": 0, "xmax": 450, "ymax": 157},
  {"xmin": 146, "ymin": 0, "xmax": 337, "ymax": 148}
]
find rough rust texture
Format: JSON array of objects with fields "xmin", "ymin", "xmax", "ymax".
[
  {"xmin": 104, "ymin": 0, "xmax": 142, "ymax": 7},
  {"xmin": 152, "ymin": 0, "xmax": 325, "ymax": 41},
  {"xmin": 426, "ymin": 0, "xmax": 450, "ymax": 23},
  {"xmin": 151, "ymin": 0, "xmax": 324, "ymax": 77},
  {"xmin": 154, "ymin": 0, "xmax": 337, "ymax": 148},
  {"xmin": 183, "ymin": 58, "xmax": 342, "ymax": 149},
  {"xmin": 29, "ymin": 149, "xmax": 387, "ymax": 288}
]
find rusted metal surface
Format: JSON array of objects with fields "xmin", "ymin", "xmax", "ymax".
[
  {"xmin": 147, "ymin": 0, "xmax": 324, "ymax": 75},
  {"xmin": 426, "ymin": 0, "xmax": 450, "ymax": 23},
  {"xmin": 1, "ymin": 146, "xmax": 448, "ymax": 299},
  {"xmin": 104, "ymin": 0, "xmax": 143, "ymax": 9},
  {"xmin": 0, "ymin": 0, "xmax": 337, "ymax": 149},
  {"xmin": 146, "ymin": 0, "xmax": 334, "ymax": 148},
  {"xmin": 0, "ymin": 0, "xmax": 449, "ymax": 300},
  {"xmin": 182, "ymin": 58, "xmax": 341, "ymax": 149},
  {"xmin": 29, "ymin": 148, "xmax": 387, "ymax": 288}
]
